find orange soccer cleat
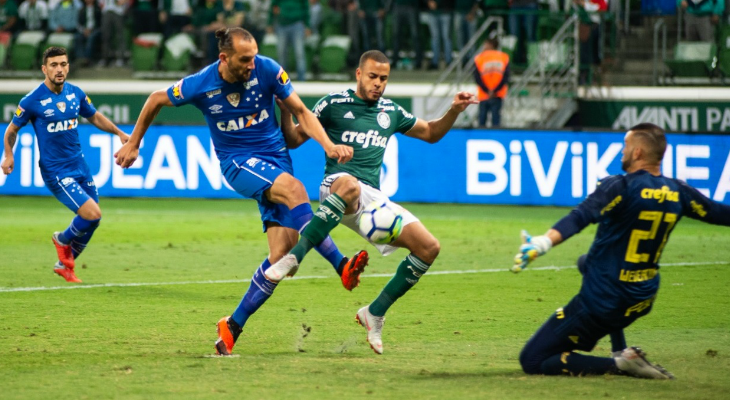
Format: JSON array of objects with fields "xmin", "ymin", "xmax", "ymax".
[
  {"xmin": 53, "ymin": 262, "xmax": 82, "ymax": 283},
  {"xmin": 52, "ymin": 232, "xmax": 75, "ymax": 269},
  {"xmin": 340, "ymin": 250, "xmax": 369, "ymax": 291},
  {"xmin": 215, "ymin": 316, "xmax": 242, "ymax": 356}
]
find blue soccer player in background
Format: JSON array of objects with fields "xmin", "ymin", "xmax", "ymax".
[
  {"xmin": 512, "ymin": 123, "xmax": 730, "ymax": 379},
  {"xmin": 114, "ymin": 27, "xmax": 368, "ymax": 356},
  {"xmin": 1, "ymin": 46, "xmax": 129, "ymax": 283}
]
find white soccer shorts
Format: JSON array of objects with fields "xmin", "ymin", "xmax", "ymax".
[{"xmin": 319, "ymin": 172, "xmax": 419, "ymax": 256}]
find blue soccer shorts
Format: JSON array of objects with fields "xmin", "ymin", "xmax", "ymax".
[
  {"xmin": 220, "ymin": 152, "xmax": 296, "ymax": 232},
  {"xmin": 42, "ymin": 163, "xmax": 99, "ymax": 213}
]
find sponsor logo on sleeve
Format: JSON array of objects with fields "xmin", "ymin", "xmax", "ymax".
[
  {"xmin": 398, "ymin": 106, "xmax": 414, "ymax": 119},
  {"xmin": 14, "ymin": 106, "xmax": 24, "ymax": 118},
  {"xmin": 172, "ymin": 79, "xmax": 184, "ymax": 100},
  {"xmin": 313, "ymin": 100, "xmax": 328, "ymax": 117},
  {"xmin": 276, "ymin": 67, "xmax": 290, "ymax": 85},
  {"xmin": 85, "ymin": 95, "xmax": 93, "ymax": 105}
]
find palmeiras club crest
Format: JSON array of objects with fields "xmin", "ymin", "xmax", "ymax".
[
  {"xmin": 377, "ymin": 112, "xmax": 390, "ymax": 129},
  {"xmin": 56, "ymin": 102, "xmax": 66, "ymax": 113},
  {"xmin": 227, "ymin": 93, "xmax": 240, "ymax": 107}
]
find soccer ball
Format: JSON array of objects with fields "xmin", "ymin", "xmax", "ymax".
[{"xmin": 358, "ymin": 200, "xmax": 403, "ymax": 245}]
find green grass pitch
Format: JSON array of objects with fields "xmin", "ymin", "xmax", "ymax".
[{"xmin": 0, "ymin": 196, "xmax": 729, "ymax": 399}]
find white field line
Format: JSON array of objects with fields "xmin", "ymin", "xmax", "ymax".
[{"xmin": 0, "ymin": 261, "xmax": 727, "ymax": 294}]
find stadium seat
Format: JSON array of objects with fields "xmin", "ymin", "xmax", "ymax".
[
  {"xmin": 319, "ymin": 35, "xmax": 351, "ymax": 73},
  {"xmin": 131, "ymin": 33, "xmax": 163, "ymax": 71},
  {"xmin": 45, "ymin": 33, "xmax": 75, "ymax": 56},
  {"xmin": 161, "ymin": 33, "xmax": 196, "ymax": 72},
  {"xmin": 664, "ymin": 42, "xmax": 716, "ymax": 77},
  {"xmin": 527, "ymin": 41, "xmax": 567, "ymax": 70},
  {"xmin": 10, "ymin": 31, "xmax": 46, "ymax": 70},
  {"xmin": 260, "ymin": 33, "xmax": 277, "ymax": 59}
]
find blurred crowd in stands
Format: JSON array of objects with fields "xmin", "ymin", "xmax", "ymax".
[{"xmin": 0, "ymin": 0, "xmax": 727, "ymax": 76}]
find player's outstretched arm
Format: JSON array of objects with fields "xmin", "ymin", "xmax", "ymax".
[
  {"xmin": 511, "ymin": 229, "xmax": 563, "ymax": 273},
  {"xmin": 1, "ymin": 123, "xmax": 20, "ymax": 175},
  {"xmin": 405, "ymin": 91, "xmax": 478, "ymax": 144},
  {"xmin": 276, "ymin": 98, "xmax": 309, "ymax": 149},
  {"xmin": 86, "ymin": 112, "xmax": 129, "ymax": 144},
  {"xmin": 282, "ymin": 91, "xmax": 353, "ymax": 163},
  {"xmin": 115, "ymin": 89, "xmax": 172, "ymax": 168}
]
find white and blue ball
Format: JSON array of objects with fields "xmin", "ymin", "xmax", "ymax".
[{"xmin": 358, "ymin": 200, "xmax": 403, "ymax": 245}]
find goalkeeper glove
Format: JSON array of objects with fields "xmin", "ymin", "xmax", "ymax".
[{"xmin": 511, "ymin": 230, "xmax": 552, "ymax": 273}]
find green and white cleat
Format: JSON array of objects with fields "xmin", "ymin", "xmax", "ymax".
[
  {"xmin": 615, "ymin": 347, "xmax": 675, "ymax": 379},
  {"xmin": 264, "ymin": 254, "xmax": 299, "ymax": 282},
  {"xmin": 355, "ymin": 306, "xmax": 385, "ymax": 355}
]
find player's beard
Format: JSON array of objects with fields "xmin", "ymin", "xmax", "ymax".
[
  {"xmin": 229, "ymin": 64, "xmax": 251, "ymax": 82},
  {"xmin": 621, "ymin": 155, "xmax": 633, "ymax": 172},
  {"xmin": 358, "ymin": 82, "xmax": 381, "ymax": 103},
  {"xmin": 48, "ymin": 72, "xmax": 66, "ymax": 88}
]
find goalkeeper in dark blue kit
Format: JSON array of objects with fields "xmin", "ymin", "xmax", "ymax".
[{"xmin": 513, "ymin": 123, "xmax": 730, "ymax": 379}]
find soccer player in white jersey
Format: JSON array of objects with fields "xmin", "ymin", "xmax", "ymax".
[{"xmin": 270, "ymin": 50, "xmax": 478, "ymax": 354}]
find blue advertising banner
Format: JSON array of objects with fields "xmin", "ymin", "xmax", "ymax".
[{"xmin": 1, "ymin": 125, "xmax": 729, "ymax": 206}]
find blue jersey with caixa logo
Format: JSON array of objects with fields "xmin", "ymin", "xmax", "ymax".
[
  {"xmin": 11, "ymin": 82, "xmax": 97, "ymax": 173},
  {"xmin": 553, "ymin": 170, "xmax": 730, "ymax": 317},
  {"xmin": 166, "ymin": 56, "xmax": 294, "ymax": 162}
]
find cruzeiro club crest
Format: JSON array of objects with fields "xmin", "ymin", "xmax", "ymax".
[
  {"xmin": 227, "ymin": 93, "xmax": 240, "ymax": 107},
  {"xmin": 377, "ymin": 112, "xmax": 390, "ymax": 129},
  {"xmin": 56, "ymin": 102, "xmax": 66, "ymax": 113}
]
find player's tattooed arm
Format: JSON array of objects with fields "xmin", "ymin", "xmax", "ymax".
[
  {"xmin": 276, "ymin": 98, "xmax": 309, "ymax": 149},
  {"xmin": 1, "ymin": 123, "xmax": 20, "ymax": 175}
]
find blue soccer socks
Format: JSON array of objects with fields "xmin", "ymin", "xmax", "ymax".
[
  {"xmin": 231, "ymin": 259, "xmax": 277, "ymax": 328},
  {"xmin": 59, "ymin": 215, "xmax": 100, "ymax": 244},
  {"xmin": 57, "ymin": 215, "xmax": 100, "ymax": 259}
]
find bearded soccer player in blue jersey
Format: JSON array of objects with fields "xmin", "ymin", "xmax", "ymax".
[
  {"xmin": 114, "ymin": 27, "xmax": 368, "ymax": 356},
  {"xmin": 1, "ymin": 47, "xmax": 129, "ymax": 283},
  {"xmin": 513, "ymin": 123, "xmax": 730, "ymax": 379}
]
